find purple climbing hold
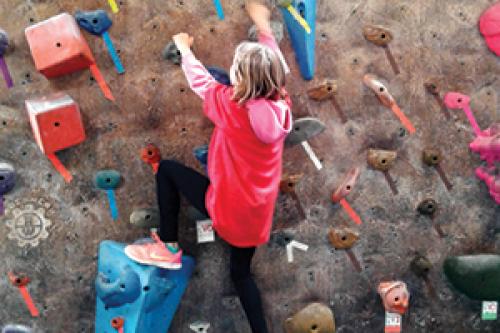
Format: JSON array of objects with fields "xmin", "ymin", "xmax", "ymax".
[
  {"xmin": 0, "ymin": 28, "xmax": 8, "ymax": 56},
  {"xmin": 0, "ymin": 162, "xmax": 15, "ymax": 215}
]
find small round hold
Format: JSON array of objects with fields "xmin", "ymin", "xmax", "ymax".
[
  {"xmin": 94, "ymin": 170, "xmax": 122, "ymax": 190},
  {"xmin": 284, "ymin": 303, "xmax": 336, "ymax": 333},
  {"xmin": 140, "ymin": 144, "xmax": 161, "ymax": 165},
  {"xmin": 280, "ymin": 174, "xmax": 303, "ymax": 193},
  {"xmin": 129, "ymin": 208, "xmax": 160, "ymax": 228},
  {"xmin": 367, "ymin": 149, "xmax": 397, "ymax": 171},
  {"xmin": 162, "ymin": 41, "xmax": 182, "ymax": 65},
  {"xmin": 410, "ymin": 255, "xmax": 432, "ymax": 278},
  {"xmin": 328, "ymin": 227, "xmax": 359, "ymax": 249},
  {"xmin": 0, "ymin": 162, "xmax": 16, "ymax": 195},
  {"xmin": 363, "ymin": 25, "xmax": 394, "ymax": 47},
  {"xmin": 8, "ymin": 272, "xmax": 30, "ymax": 287},
  {"xmin": 307, "ymin": 79, "xmax": 338, "ymax": 101},
  {"xmin": 378, "ymin": 281, "xmax": 409, "ymax": 315},
  {"xmin": 417, "ymin": 198, "xmax": 437, "ymax": 217},
  {"xmin": 111, "ymin": 317, "xmax": 124, "ymax": 329},
  {"xmin": 422, "ymin": 148, "xmax": 442, "ymax": 166}
]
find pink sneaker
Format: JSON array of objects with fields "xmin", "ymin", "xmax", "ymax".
[{"xmin": 124, "ymin": 232, "xmax": 182, "ymax": 270}]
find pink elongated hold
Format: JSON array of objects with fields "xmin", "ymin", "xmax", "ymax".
[
  {"xmin": 476, "ymin": 167, "xmax": 500, "ymax": 204},
  {"xmin": 443, "ymin": 92, "xmax": 483, "ymax": 136},
  {"xmin": 469, "ymin": 127, "xmax": 500, "ymax": 166}
]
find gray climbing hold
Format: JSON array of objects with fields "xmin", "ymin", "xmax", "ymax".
[
  {"xmin": 285, "ymin": 117, "xmax": 326, "ymax": 147},
  {"xmin": 2, "ymin": 325, "xmax": 32, "ymax": 333},
  {"xmin": 162, "ymin": 41, "xmax": 182, "ymax": 65},
  {"xmin": 248, "ymin": 21, "xmax": 284, "ymax": 43},
  {"xmin": 130, "ymin": 208, "xmax": 160, "ymax": 228}
]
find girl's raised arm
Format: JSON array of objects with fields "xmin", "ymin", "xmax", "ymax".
[{"xmin": 173, "ymin": 33, "xmax": 216, "ymax": 100}]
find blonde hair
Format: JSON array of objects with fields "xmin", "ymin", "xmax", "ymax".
[{"xmin": 230, "ymin": 42, "xmax": 286, "ymax": 104}]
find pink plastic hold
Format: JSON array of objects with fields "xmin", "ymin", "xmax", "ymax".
[
  {"xmin": 475, "ymin": 167, "xmax": 500, "ymax": 204},
  {"xmin": 479, "ymin": 2, "xmax": 500, "ymax": 57},
  {"xmin": 443, "ymin": 92, "xmax": 483, "ymax": 137},
  {"xmin": 469, "ymin": 125, "xmax": 500, "ymax": 166}
]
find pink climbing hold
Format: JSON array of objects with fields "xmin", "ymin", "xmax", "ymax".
[
  {"xmin": 443, "ymin": 92, "xmax": 483, "ymax": 137},
  {"xmin": 469, "ymin": 124, "xmax": 500, "ymax": 166},
  {"xmin": 475, "ymin": 167, "xmax": 500, "ymax": 204},
  {"xmin": 444, "ymin": 91, "xmax": 499, "ymax": 205},
  {"xmin": 479, "ymin": 2, "xmax": 500, "ymax": 57}
]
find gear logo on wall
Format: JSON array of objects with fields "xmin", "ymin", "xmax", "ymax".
[{"xmin": 5, "ymin": 197, "xmax": 52, "ymax": 247}]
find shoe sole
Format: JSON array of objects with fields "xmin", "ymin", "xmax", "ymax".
[{"xmin": 124, "ymin": 247, "xmax": 182, "ymax": 270}]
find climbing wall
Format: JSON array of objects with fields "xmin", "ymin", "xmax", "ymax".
[{"xmin": 0, "ymin": 0, "xmax": 499, "ymax": 332}]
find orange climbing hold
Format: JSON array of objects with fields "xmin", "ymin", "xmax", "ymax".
[
  {"xmin": 140, "ymin": 144, "xmax": 161, "ymax": 174},
  {"xmin": 111, "ymin": 317, "xmax": 124, "ymax": 333},
  {"xmin": 8, "ymin": 272, "xmax": 40, "ymax": 317},
  {"xmin": 25, "ymin": 93, "xmax": 86, "ymax": 183}
]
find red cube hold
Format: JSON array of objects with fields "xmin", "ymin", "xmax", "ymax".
[
  {"xmin": 25, "ymin": 13, "xmax": 95, "ymax": 78},
  {"xmin": 25, "ymin": 93, "xmax": 86, "ymax": 154}
]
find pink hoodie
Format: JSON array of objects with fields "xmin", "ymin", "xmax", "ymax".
[{"xmin": 180, "ymin": 32, "xmax": 292, "ymax": 247}]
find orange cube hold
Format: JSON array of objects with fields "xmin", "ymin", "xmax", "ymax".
[
  {"xmin": 25, "ymin": 93, "xmax": 86, "ymax": 154},
  {"xmin": 25, "ymin": 13, "xmax": 95, "ymax": 78}
]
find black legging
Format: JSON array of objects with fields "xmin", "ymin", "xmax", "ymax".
[{"xmin": 156, "ymin": 159, "xmax": 269, "ymax": 333}]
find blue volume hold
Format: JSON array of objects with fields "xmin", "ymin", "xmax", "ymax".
[
  {"xmin": 213, "ymin": 0, "xmax": 225, "ymax": 20},
  {"xmin": 95, "ymin": 241, "xmax": 195, "ymax": 333},
  {"xmin": 106, "ymin": 189, "xmax": 119, "ymax": 221},
  {"xmin": 280, "ymin": 0, "xmax": 316, "ymax": 80},
  {"xmin": 102, "ymin": 31, "xmax": 125, "ymax": 74}
]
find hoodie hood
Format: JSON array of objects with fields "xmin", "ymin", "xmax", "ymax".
[{"xmin": 247, "ymin": 98, "xmax": 293, "ymax": 144}]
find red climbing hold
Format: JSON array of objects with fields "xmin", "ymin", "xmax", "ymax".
[
  {"xmin": 25, "ymin": 93, "xmax": 86, "ymax": 183},
  {"xmin": 25, "ymin": 13, "xmax": 114, "ymax": 101},
  {"xmin": 140, "ymin": 144, "xmax": 161, "ymax": 174},
  {"xmin": 480, "ymin": 2, "xmax": 500, "ymax": 56}
]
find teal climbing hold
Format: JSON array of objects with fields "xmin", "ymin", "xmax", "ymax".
[
  {"xmin": 94, "ymin": 170, "xmax": 122, "ymax": 190},
  {"xmin": 443, "ymin": 254, "xmax": 500, "ymax": 301},
  {"xmin": 279, "ymin": 0, "xmax": 316, "ymax": 80}
]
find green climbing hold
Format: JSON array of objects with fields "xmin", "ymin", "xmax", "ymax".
[
  {"xmin": 94, "ymin": 170, "xmax": 122, "ymax": 190},
  {"xmin": 443, "ymin": 254, "xmax": 500, "ymax": 301}
]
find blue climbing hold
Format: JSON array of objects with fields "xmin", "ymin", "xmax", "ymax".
[
  {"xmin": 95, "ymin": 240, "xmax": 195, "ymax": 333},
  {"xmin": 75, "ymin": 10, "xmax": 112, "ymax": 36},
  {"xmin": 280, "ymin": 0, "xmax": 316, "ymax": 80},
  {"xmin": 193, "ymin": 145, "xmax": 209, "ymax": 173}
]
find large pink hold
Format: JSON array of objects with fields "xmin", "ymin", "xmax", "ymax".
[
  {"xmin": 480, "ymin": 2, "xmax": 500, "ymax": 56},
  {"xmin": 475, "ymin": 167, "xmax": 500, "ymax": 204},
  {"xmin": 469, "ymin": 124, "xmax": 500, "ymax": 166}
]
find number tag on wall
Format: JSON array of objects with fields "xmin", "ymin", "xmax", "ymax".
[
  {"xmin": 385, "ymin": 312, "xmax": 401, "ymax": 333},
  {"xmin": 482, "ymin": 301, "xmax": 498, "ymax": 320},
  {"xmin": 197, "ymin": 220, "xmax": 215, "ymax": 243}
]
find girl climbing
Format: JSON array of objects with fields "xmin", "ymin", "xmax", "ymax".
[{"xmin": 125, "ymin": 1, "xmax": 292, "ymax": 331}]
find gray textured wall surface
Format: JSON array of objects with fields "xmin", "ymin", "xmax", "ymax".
[{"xmin": 0, "ymin": 0, "xmax": 499, "ymax": 332}]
